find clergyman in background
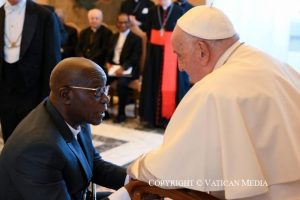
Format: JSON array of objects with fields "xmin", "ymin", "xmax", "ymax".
[{"xmin": 76, "ymin": 8, "xmax": 112, "ymax": 68}]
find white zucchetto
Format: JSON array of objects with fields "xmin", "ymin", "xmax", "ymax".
[{"xmin": 177, "ymin": 5, "xmax": 236, "ymax": 40}]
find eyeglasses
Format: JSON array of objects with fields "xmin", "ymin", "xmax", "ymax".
[
  {"xmin": 117, "ymin": 21, "xmax": 129, "ymax": 24},
  {"xmin": 69, "ymin": 85, "xmax": 110, "ymax": 99}
]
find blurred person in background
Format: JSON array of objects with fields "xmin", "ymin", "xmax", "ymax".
[
  {"xmin": 0, "ymin": 0, "xmax": 61, "ymax": 142},
  {"xmin": 139, "ymin": 0, "xmax": 186, "ymax": 128},
  {"xmin": 56, "ymin": 8, "xmax": 78, "ymax": 59},
  {"xmin": 76, "ymin": 8, "xmax": 112, "ymax": 68},
  {"xmin": 120, "ymin": 0, "xmax": 154, "ymax": 32},
  {"xmin": 105, "ymin": 13, "xmax": 142, "ymax": 123}
]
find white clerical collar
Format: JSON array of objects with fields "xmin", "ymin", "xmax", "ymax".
[
  {"xmin": 213, "ymin": 41, "xmax": 243, "ymax": 71},
  {"xmin": 5, "ymin": 0, "xmax": 26, "ymax": 13},
  {"xmin": 66, "ymin": 122, "xmax": 81, "ymax": 140},
  {"xmin": 120, "ymin": 29, "xmax": 130, "ymax": 37},
  {"xmin": 162, "ymin": 2, "xmax": 172, "ymax": 10},
  {"xmin": 91, "ymin": 26, "xmax": 100, "ymax": 32}
]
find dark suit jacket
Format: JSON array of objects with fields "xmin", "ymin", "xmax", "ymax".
[
  {"xmin": 62, "ymin": 24, "xmax": 78, "ymax": 59},
  {"xmin": 42, "ymin": 4, "xmax": 68, "ymax": 45},
  {"xmin": 106, "ymin": 31, "xmax": 142, "ymax": 79},
  {"xmin": 76, "ymin": 25, "xmax": 112, "ymax": 67},
  {"xmin": 0, "ymin": 0, "xmax": 61, "ymax": 110},
  {"xmin": 0, "ymin": 100, "xmax": 126, "ymax": 200},
  {"xmin": 175, "ymin": 1, "xmax": 193, "ymax": 12}
]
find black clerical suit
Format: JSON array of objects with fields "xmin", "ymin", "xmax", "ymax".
[
  {"xmin": 0, "ymin": 0, "xmax": 61, "ymax": 142},
  {"xmin": 0, "ymin": 100, "xmax": 126, "ymax": 200},
  {"xmin": 106, "ymin": 31, "xmax": 142, "ymax": 120},
  {"xmin": 140, "ymin": 4, "xmax": 185, "ymax": 128},
  {"xmin": 76, "ymin": 25, "xmax": 112, "ymax": 67}
]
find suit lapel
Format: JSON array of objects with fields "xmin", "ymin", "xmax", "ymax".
[
  {"xmin": 113, "ymin": 33, "xmax": 120, "ymax": 47},
  {"xmin": 120, "ymin": 31, "xmax": 131, "ymax": 58},
  {"xmin": 108, "ymin": 33, "xmax": 119, "ymax": 61},
  {"xmin": 67, "ymin": 138, "xmax": 92, "ymax": 181},
  {"xmin": 45, "ymin": 100, "xmax": 93, "ymax": 182},
  {"xmin": 77, "ymin": 130, "xmax": 93, "ymax": 167},
  {"xmin": 94, "ymin": 26, "xmax": 103, "ymax": 44},
  {"xmin": 20, "ymin": 1, "xmax": 37, "ymax": 59},
  {"xmin": 0, "ymin": 6, "xmax": 4, "ymax": 55},
  {"xmin": 0, "ymin": 6, "xmax": 5, "ymax": 79}
]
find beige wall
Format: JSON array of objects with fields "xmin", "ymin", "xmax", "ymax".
[
  {"xmin": 188, "ymin": 0, "xmax": 205, "ymax": 5},
  {"xmin": 36, "ymin": 0, "xmax": 49, "ymax": 4}
]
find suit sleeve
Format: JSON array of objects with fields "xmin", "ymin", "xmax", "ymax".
[
  {"xmin": 81, "ymin": 124, "xmax": 127, "ymax": 190},
  {"xmin": 122, "ymin": 35, "xmax": 142, "ymax": 70},
  {"xmin": 92, "ymin": 155, "xmax": 127, "ymax": 190},
  {"xmin": 105, "ymin": 35, "xmax": 115, "ymax": 65},
  {"xmin": 11, "ymin": 142, "xmax": 71, "ymax": 200},
  {"xmin": 41, "ymin": 12, "xmax": 61, "ymax": 99}
]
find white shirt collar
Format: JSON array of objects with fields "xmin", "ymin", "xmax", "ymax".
[
  {"xmin": 120, "ymin": 29, "xmax": 130, "ymax": 37},
  {"xmin": 66, "ymin": 122, "xmax": 81, "ymax": 140},
  {"xmin": 213, "ymin": 41, "xmax": 242, "ymax": 71},
  {"xmin": 5, "ymin": 0, "xmax": 26, "ymax": 13}
]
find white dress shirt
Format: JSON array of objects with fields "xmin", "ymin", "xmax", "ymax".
[
  {"xmin": 4, "ymin": 0, "xmax": 26, "ymax": 63},
  {"xmin": 65, "ymin": 123, "xmax": 81, "ymax": 140},
  {"xmin": 112, "ymin": 29, "xmax": 130, "ymax": 64}
]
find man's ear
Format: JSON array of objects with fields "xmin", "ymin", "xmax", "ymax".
[
  {"xmin": 197, "ymin": 40, "xmax": 210, "ymax": 65},
  {"xmin": 59, "ymin": 87, "xmax": 72, "ymax": 104}
]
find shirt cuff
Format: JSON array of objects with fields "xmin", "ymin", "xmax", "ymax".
[
  {"xmin": 108, "ymin": 187, "xmax": 130, "ymax": 200},
  {"xmin": 124, "ymin": 175, "xmax": 130, "ymax": 185}
]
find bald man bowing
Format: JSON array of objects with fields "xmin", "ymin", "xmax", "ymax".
[
  {"xmin": 125, "ymin": 6, "xmax": 300, "ymax": 200},
  {"xmin": 0, "ymin": 58, "xmax": 127, "ymax": 200}
]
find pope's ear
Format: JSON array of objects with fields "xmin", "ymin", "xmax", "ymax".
[
  {"xmin": 59, "ymin": 87, "xmax": 72, "ymax": 104},
  {"xmin": 197, "ymin": 40, "xmax": 210, "ymax": 65}
]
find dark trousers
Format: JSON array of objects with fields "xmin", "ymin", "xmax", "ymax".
[
  {"xmin": 108, "ymin": 77, "xmax": 133, "ymax": 117},
  {"xmin": 0, "ymin": 109, "xmax": 31, "ymax": 142},
  {"xmin": 97, "ymin": 191, "xmax": 112, "ymax": 200},
  {"xmin": 0, "ymin": 61, "xmax": 39, "ymax": 142}
]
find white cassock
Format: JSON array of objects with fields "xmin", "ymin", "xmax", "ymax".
[{"xmin": 128, "ymin": 41, "xmax": 300, "ymax": 200}]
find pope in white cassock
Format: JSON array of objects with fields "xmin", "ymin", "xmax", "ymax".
[{"xmin": 114, "ymin": 5, "xmax": 300, "ymax": 200}]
